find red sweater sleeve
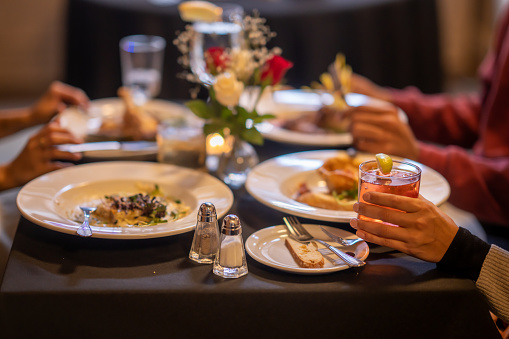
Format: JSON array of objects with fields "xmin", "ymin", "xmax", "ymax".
[
  {"xmin": 390, "ymin": 87, "xmax": 482, "ymax": 148},
  {"xmin": 418, "ymin": 143, "xmax": 509, "ymax": 226}
]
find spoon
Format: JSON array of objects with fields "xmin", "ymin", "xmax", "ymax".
[{"xmin": 77, "ymin": 206, "xmax": 96, "ymax": 237}]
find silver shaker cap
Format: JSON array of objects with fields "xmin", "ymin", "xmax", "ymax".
[
  {"xmin": 221, "ymin": 214, "xmax": 242, "ymax": 235},
  {"xmin": 197, "ymin": 202, "xmax": 217, "ymax": 222}
]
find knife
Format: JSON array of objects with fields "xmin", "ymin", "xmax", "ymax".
[{"xmin": 56, "ymin": 141, "xmax": 157, "ymax": 153}]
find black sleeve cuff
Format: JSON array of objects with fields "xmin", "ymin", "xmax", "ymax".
[{"xmin": 436, "ymin": 227, "xmax": 491, "ymax": 281}]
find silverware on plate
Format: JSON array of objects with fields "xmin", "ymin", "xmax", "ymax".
[
  {"xmin": 56, "ymin": 141, "xmax": 157, "ymax": 153},
  {"xmin": 319, "ymin": 226, "xmax": 363, "ymax": 246},
  {"xmin": 77, "ymin": 206, "xmax": 97, "ymax": 237},
  {"xmin": 283, "ymin": 216, "xmax": 365, "ymax": 268}
]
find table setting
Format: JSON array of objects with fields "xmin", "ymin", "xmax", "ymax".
[{"xmin": 0, "ymin": 1, "xmax": 499, "ymax": 338}]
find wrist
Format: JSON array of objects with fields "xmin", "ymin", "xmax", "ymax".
[
  {"xmin": 0, "ymin": 164, "xmax": 17, "ymax": 191},
  {"xmin": 436, "ymin": 227, "xmax": 491, "ymax": 281}
]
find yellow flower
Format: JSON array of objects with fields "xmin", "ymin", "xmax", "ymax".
[{"xmin": 213, "ymin": 72, "xmax": 245, "ymax": 107}]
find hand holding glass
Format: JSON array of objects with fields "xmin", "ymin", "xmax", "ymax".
[{"xmin": 358, "ymin": 160, "xmax": 421, "ymax": 225}]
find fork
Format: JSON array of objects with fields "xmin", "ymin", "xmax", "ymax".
[
  {"xmin": 77, "ymin": 206, "xmax": 96, "ymax": 237},
  {"xmin": 319, "ymin": 226, "xmax": 363, "ymax": 246},
  {"xmin": 283, "ymin": 216, "xmax": 365, "ymax": 268}
]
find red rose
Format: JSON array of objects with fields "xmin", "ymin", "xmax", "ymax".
[
  {"xmin": 205, "ymin": 47, "xmax": 229, "ymax": 74},
  {"xmin": 260, "ymin": 55, "xmax": 293, "ymax": 85}
]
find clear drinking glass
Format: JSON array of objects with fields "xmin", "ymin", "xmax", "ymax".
[
  {"xmin": 156, "ymin": 122, "xmax": 206, "ymax": 170},
  {"xmin": 119, "ymin": 35, "xmax": 166, "ymax": 105},
  {"xmin": 358, "ymin": 160, "xmax": 422, "ymax": 224},
  {"xmin": 190, "ymin": 3, "xmax": 244, "ymax": 85}
]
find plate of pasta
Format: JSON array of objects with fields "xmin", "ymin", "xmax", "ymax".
[{"xmin": 17, "ymin": 162, "xmax": 234, "ymax": 239}]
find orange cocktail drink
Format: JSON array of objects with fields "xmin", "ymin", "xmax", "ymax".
[{"xmin": 358, "ymin": 160, "xmax": 421, "ymax": 224}]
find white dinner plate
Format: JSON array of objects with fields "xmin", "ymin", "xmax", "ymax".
[
  {"xmin": 249, "ymin": 89, "xmax": 406, "ymax": 147},
  {"xmin": 246, "ymin": 224, "xmax": 369, "ymax": 274},
  {"xmin": 245, "ymin": 150, "xmax": 450, "ymax": 222},
  {"xmin": 59, "ymin": 98, "xmax": 201, "ymax": 159},
  {"xmin": 17, "ymin": 162, "xmax": 233, "ymax": 239}
]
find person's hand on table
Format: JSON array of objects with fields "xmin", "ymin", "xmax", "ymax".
[
  {"xmin": 0, "ymin": 119, "xmax": 83, "ymax": 191},
  {"xmin": 30, "ymin": 81, "xmax": 90, "ymax": 125},
  {"xmin": 350, "ymin": 192, "xmax": 459, "ymax": 263},
  {"xmin": 347, "ymin": 104, "xmax": 420, "ymax": 160}
]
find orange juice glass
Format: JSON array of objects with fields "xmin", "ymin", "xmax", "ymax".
[{"xmin": 358, "ymin": 160, "xmax": 421, "ymax": 224}]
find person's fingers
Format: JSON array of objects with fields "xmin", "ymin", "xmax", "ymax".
[
  {"xmin": 355, "ymin": 199, "xmax": 420, "ymax": 229},
  {"xmin": 47, "ymin": 145, "xmax": 82, "ymax": 161},
  {"xmin": 39, "ymin": 123, "xmax": 83, "ymax": 145},
  {"xmin": 49, "ymin": 81, "xmax": 90, "ymax": 107},
  {"xmin": 362, "ymin": 192, "xmax": 423, "ymax": 213},
  {"xmin": 347, "ymin": 104, "xmax": 397, "ymax": 115},
  {"xmin": 352, "ymin": 217, "xmax": 411, "ymax": 243},
  {"xmin": 355, "ymin": 226, "xmax": 408, "ymax": 251},
  {"xmin": 350, "ymin": 119, "xmax": 385, "ymax": 138}
]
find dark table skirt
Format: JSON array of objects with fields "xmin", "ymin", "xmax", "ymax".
[{"xmin": 0, "ymin": 179, "xmax": 500, "ymax": 339}]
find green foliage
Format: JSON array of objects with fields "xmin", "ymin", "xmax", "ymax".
[
  {"xmin": 184, "ymin": 86, "xmax": 275, "ymax": 145},
  {"xmin": 332, "ymin": 187, "xmax": 359, "ymax": 202}
]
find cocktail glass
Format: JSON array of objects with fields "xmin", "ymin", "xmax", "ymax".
[{"xmin": 358, "ymin": 160, "xmax": 421, "ymax": 224}]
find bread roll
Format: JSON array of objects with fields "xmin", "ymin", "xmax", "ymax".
[{"xmin": 285, "ymin": 237, "xmax": 324, "ymax": 268}]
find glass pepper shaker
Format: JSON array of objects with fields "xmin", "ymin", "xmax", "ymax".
[
  {"xmin": 189, "ymin": 202, "xmax": 219, "ymax": 264},
  {"xmin": 213, "ymin": 214, "xmax": 248, "ymax": 278}
]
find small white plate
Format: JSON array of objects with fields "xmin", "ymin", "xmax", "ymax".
[
  {"xmin": 245, "ymin": 150, "xmax": 450, "ymax": 222},
  {"xmin": 250, "ymin": 90, "xmax": 406, "ymax": 147},
  {"xmin": 246, "ymin": 224, "xmax": 369, "ymax": 274},
  {"xmin": 59, "ymin": 98, "xmax": 201, "ymax": 159},
  {"xmin": 17, "ymin": 161, "xmax": 233, "ymax": 239}
]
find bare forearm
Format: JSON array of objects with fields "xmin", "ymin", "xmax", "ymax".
[
  {"xmin": 0, "ymin": 164, "xmax": 19, "ymax": 191},
  {"xmin": 0, "ymin": 107, "xmax": 33, "ymax": 138}
]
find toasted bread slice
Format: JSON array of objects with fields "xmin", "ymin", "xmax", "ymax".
[{"xmin": 285, "ymin": 237, "xmax": 324, "ymax": 268}]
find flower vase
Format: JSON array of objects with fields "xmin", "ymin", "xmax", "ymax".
[{"xmin": 216, "ymin": 135, "xmax": 259, "ymax": 189}]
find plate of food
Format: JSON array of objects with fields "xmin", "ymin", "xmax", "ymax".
[
  {"xmin": 16, "ymin": 161, "xmax": 233, "ymax": 239},
  {"xmin": 248, "ymin": 89, "xmax": 406, "ymax": 147},
  {"xmin": 245, "ymin": 224, "xmax": 369, "ymax": 274},
  {"xmin": 245, "ymin": 150, "xmax": 450, "ymax": 222},
  {"xmin": 59, "ymin": 88, "xmax": 201, "ymax": 159}
]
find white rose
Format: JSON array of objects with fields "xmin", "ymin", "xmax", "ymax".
[
  {"xmin": 213, "ymin": 72, "xmax": 245, "ymax": 107},
  {"xmin": 230, "ymin": 49, "xmax": 254, "ymax": 82}
]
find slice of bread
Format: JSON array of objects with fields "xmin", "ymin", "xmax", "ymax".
[{"xmin": 285, "ymin": 237, "xmax": 324, "ymax": 268}]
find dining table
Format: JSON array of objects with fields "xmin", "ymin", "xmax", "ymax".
[{"xmin": 0, "ymin": 123, "xmax": 501, "ymax": 338}]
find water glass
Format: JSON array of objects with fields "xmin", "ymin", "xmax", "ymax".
[
  {"xmin": 156, "ymin": 123, "xmax": 206, "ymax": 170},
  {"xmin": 190, "ymin": 3, "xmax": 244, "ymax": 85},
  {"xmin": 119, "ymin": 35, "xmax": 166, "ymax": 105}
]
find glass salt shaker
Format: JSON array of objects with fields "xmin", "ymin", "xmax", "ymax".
[
  {"xmin": 213, "ymin": 214, "xmax": 248, "ymax": 278},
  {"xmin": 189, "ymin": 202, "xmax": 219, "ymax": 264}
]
